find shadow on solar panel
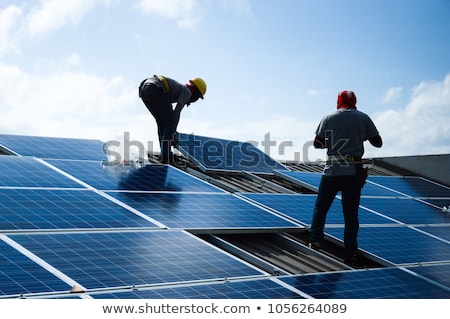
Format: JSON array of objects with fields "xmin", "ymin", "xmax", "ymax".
[{"xmin": 175, "ymin": 132, "xmax": 288, "ymax": 174}]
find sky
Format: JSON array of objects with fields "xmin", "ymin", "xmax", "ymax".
[{"xmin": 1, "ymin": 0, "xmax": 450, "ymax": 162}]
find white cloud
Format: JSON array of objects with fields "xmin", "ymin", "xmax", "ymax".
[
  {"xmin": 382, "ymin": 86, "xmax": 402, "ymax": 103},
  {"xmin": 0, "ymin": 5, "xmax": 24, "ymax": 56},
  {"xmin": 0, "ymin": 62, "xmax": 144, "ymax": 142},
  {"xmin": 137, "ymin": 0, "xmax": 202, "ymax": 29},
  {"xmin": 373, "ymin": 74, "xmax": 450, "ymax": 157},
  {"xmin": 26, "ymin": 0, "xmax": 102, "ymax": 36}
]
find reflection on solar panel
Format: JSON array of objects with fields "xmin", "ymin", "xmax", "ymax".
[
  {"xmin": 417, "ymin": 226, "xmax": 450, "ymax": 241},
  {"xmin": 92, "ymin": 278, "xmax": 304, "ymax": 299},
  {"xmin": 280, "ymin": 267, "xmax": 449, "ymax": 298},
  {"xmin": 0, "ymin": 156, "xmax": 83, "ymax": 188},
  {"xmin": 367, "ymin": 176, "xmax": 450, "ymax": 198},
  {"xmin": 242, "ymin": 193, "xmax": 397, "ymax": 226},
  {"xmin": 360, "ymin": 197, "xmax": 449, "ymax": 225},
  {"xmin": 46, "ymin": 160, "xmax": 223, "ymax": 192},
  {"xmin": 406, "ymin": 264, "xmax": 450, "ymax": 289},
  {"xmin": 275, "ymin": 171, "xmax": 405, "ymax": 197},
  {"xmin": 0, "ymin": 238, "xmax": 70, "ymax": 296},
  {"xmin": 176, "ymin": 133, "xmax": 287, "ymax": 173},
  {"xmin": 0, "ymin": 189, "xmax": 158, "ymax": 231},
  {"xmin": 9, "ymin": 231, "xmax": 264, "ymax": 291},
  {"xmin": 326, "ymin": 226, "xmax": 450, "ymax": 265},
  {"xmin": 108, "ymin": 192, "xmax": 300, "ymax": 230},
  {"xmin": 0, "ymin": 134, "xmax": 105, "ymax": 160}
]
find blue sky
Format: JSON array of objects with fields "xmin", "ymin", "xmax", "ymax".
[{"xmin": 1, "ymin": 0, "xmax": 450, "ymax": 162}]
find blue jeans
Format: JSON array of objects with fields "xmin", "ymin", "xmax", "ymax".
[{"xmin": 309, "ymin": 175, "xmax": 361, "ymax": 260}]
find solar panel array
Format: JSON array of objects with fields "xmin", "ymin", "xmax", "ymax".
[
  {"xmin": 176, "ymin": 132, "xmax": 288, "ymax": 173},
  {"xmin": 1, "ymin": 134, "xmax": 449, "ymax": 299}
]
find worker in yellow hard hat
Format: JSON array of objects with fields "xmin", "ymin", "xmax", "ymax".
[{"xmin": 139, "ymin": 75, "xmax": 206, "ymax": 164}]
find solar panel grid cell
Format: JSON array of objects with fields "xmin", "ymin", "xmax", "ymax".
[
  {"xmin": 0, "ymin": 157, "xmax": 84, "ymax": 189},
  {"xmin": 242, "ymin": 193, "xmax": 399, "ymax": 226},
  {"xmin": 176, "ymin": 133, "xmax": 287, "ymax": 173},
  {"xmin": 0, "ymin": 134, "xmax": 106, "ymax": 160},
  {"xmin": 0, "ymin": 189, "xmax": 157, "ymax": 231},
  {"xmin": 9, "ymin": 231, "xmax": 264, "ymax": 290},
  {"xmin": 46, "ymin": 160, "xmax": 223, "ymax": 192},
  {"xmin": 360, "ymin": 197, "xmax": 449, "ymax": 225},
  {"xmin": 280, "ymin": 268, "xmax": 450, "ymax": 298},
  {"xmin": 0, "ymin": 239, "xmax": 70, "ymax": 296},
  {"xmin": 326, "ymin": 226, "xmax": 450, "ymax": 265},
  {"xmin": 107, "ymin": 192, "xmax": 300, "ymax": 229},
  {"xmin": 92, "ymin": 278, "xmax": 304, "ymax": 299}
]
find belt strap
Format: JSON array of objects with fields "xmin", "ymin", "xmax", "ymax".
[
  {"xmin": 327, "ymin": 155, "xmax": 362, "ymax": 163},
  {"xmin": 157, "ymin": 75, "xmax": 170, "ymax": 95}
]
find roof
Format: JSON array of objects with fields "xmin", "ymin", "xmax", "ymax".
[{"xmin": 0, "ymin": 133, "xmax": 449, "ymax": 299}]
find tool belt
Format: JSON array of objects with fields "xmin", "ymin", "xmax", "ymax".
[{"xmin": 327, "ymin": 154, "xmax": 362, "ymax": 164}]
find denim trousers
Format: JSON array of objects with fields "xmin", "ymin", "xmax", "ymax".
[{"xmin": 309, "ymin": 174, "xmax": 361, "ymax": 259}]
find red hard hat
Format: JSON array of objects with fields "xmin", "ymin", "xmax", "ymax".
[{"xmin": 337, "ymin": 90, "xmax": 357, "ymax": 109}]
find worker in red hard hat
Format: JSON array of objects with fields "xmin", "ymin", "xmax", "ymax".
[
  {"xmin": 139, "ymin": 75, "xmax": 206, "ymax": 164},
  {"xmin": 308, "ymin": 90, "xmax": 383, "ymax": 267}
]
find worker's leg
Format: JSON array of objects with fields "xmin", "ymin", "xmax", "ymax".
[
  {"xmin": 309, "ymin": 176, "xmax": 339, "ymax": 244},
  {"xmin": 341, "ymin": 176, "xmax": 361, "ymax": 260},
  {"xmin": 140, "ymin": 84, "xmax": 174, "ymax": 163}
]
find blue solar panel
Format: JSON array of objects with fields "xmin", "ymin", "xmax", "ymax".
[
  {"xmin": 0, "ymin": 134, "xmax": 106, "ymax": 160},
  {"xmin": 326, "ymin": 226, "xmax": 450, "ymax": 265},
  {"xmin": 0, "ymin": 156, "xmax": 82, "ymax": 188},
  {"xmin": 275, "ymin": 171, "xmax": 322, "ymax": 191},
  {"xmin": 367, "ymin": 176, "xmax": 450, "ymax": 198},
  {"xmin": 417, "ymin": 226, "xmax": 450, "ymax": 241},
  {"xmin": 0, "ymin": 239, "xmax": 70, "ymax": 296},
  {"xmin": 92, "ymin": 278, "xmax": 304, "ymax": 299},
  {"xmin": 9, "ymin": 231, "xmax": 264, "ymax": 290},
  {"xmin": 242, "ymin": 193, "xmax": 396, "ymax": 226},
  {"xmin": 107, "ymin": 192, "xmax": 300, "ymax": 230},
  {"xmin": 360, "ymin": 197, "xmax": 450, "ymax": 225},
  {"xmin": 275, "ymin": 171, "xmax": 404, "ymax": 197},
  {"xmin": 46, "ymin": 160, "xmax": 222, "ymax": 192},
  {"xmin": 406, "ymin": 264, "xmax": 450, "ymax": 290},
  {"xmin": 0, "ymin": 156, "xmax": 84, "ymax": 189},
  {"xmin": 280, "ymin": 267, "xmax": 450, "ymax": 298},
  {"xmin": 176, "ymin": 133, "xmax": 287, "ymax": 173},
  {"xmin": 0, "ymin": 189, "xmax": 158, "ymax": 231}
]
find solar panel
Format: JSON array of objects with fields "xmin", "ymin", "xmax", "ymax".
[
  {"xmin": 107, "ymin": 192, "xmax": 300, "ymax": 230},
  {"xmin": 8, "ymin": 231, "xmax": 264, "ymax": 290},
  {"xmin": 176, "ymin": 133, "xmax": 288, "ymax": 173},
  {"xmin": 360, "ymin": 197, "xmax": 450, "ymax": 225},
  {"xmin": 242, "ymin": 193, "xmax": 398, "ymax": 226},
  {"xmin": 0, "ymin": 134, "xmax": 106, "ymax": 160},
  {"xmin": 45, "ymin": 160, "xmax": 223, "ymax": 192},
  {"xmin": 0, "ymin": 189, "xmax": 158, "ymax": 231},
  {"xmin": 91, "ymin": 278, "xmax": 304, "ymax": 299},
  {"xmin": 367, "ymin": 176, "xmax": 450, "ymax": 198},
  {"xmin": 326, "ymin": 226, "xmax": 450, "ymax": 265},
  {"xmin": 406, "ymin": 263, "xmax": 450, "ymax": 289},
  {"xmin": 417, "ymin": 226, "xmax": 450, "ymax": 241},
  {"xmin": 0, "ymin": 156, "xmax": 84, "ymax": 189},
  {"xmin": 275, "ymin": 171, "xmax": 406, "ymax": 197},
  {"xmin": 280, "ymin": 267, "xmax": 450, "ymax": 298},
  {"xmin": 0, "ymin": 238, "xmax": 71, "ymax": 296}
]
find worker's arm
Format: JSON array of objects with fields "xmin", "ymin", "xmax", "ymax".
[
  {"xmin": 173, "ymin": 102, "xmax": 185, "ymax": 129},
  {"xmin": 368, "ymin": 134, "xmax": 383, "ymax": 148},
  {"xmin": 313, "ymin": 135, "xmax": 326, "ymax": 149}
]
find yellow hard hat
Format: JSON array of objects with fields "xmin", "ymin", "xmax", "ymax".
[{"xmin": 189, "ymin": 78, "xmax": 207, "ymax": 99}]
